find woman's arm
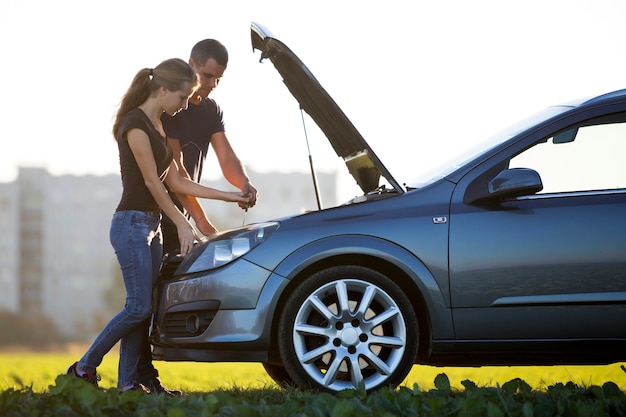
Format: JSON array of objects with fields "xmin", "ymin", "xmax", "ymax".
[
  {"xmin": 167, "ymin": 137, "xmax": 218, "ymax": 237},
  {"xmin": 126, "ymin": 128, "xmax": 198, "ymax": 255},
  {"xmin": 165, "ymin": 160, "xmax": 250, "ymax": 204}
]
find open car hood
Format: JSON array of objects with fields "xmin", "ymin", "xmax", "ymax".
[{"xmin": 251, "ymin": 22, "xmax": 403, "ymax": 195}]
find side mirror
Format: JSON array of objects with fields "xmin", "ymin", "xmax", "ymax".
[
  {"xmin": 488, "ymin": 168, "xmax": 543, "ymax": 199},
  {"xmin": 553, "ymin": 127, "xmax": 578, "ymax": 144}
]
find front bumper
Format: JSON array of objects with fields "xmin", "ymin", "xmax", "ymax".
[{"xmin": 151, "ymin": 258, "xmax": 288, "ymax": 362}]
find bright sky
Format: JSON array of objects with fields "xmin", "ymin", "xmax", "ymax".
[{"xmin": 2, "ymin": 0, "xmax": 626, "ymax": 198}]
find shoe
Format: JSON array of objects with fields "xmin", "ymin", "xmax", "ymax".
[
  {"xmin": 120, "ymin": 383, "xmax": 151, "ymax": 394},
  {"xmin": 67, "ymin": 362, "xmax": 101, "ymax": 387},
  {"xmin": 141, "ymin": 377, "xmax": 183, "ymax": 396}
]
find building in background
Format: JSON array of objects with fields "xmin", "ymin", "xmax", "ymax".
[
  {"xmin": 0, "ymin": 166, "xmax": 337, "ymax": 340},
  {"xmin": 11, "ymin": 167, "xmax": 122, "ymax": 339},
  {"xmin": 0, "ymin": 180, "xmax": 18, "ymax": 313}
]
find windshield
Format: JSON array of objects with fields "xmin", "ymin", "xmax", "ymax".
[{"xmin": 406, "ymin": 105, "xmax": 574, "ymax": 188}]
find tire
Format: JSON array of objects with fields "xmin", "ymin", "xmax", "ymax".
[
  {"xmin": 262, "ymin": 362, "xmax": 296, "ymax": 388},
  {"xmin": 278, "ymin": 265, "xmax": 418, "ymax": 393}
]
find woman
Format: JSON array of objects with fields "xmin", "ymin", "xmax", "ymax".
[{"xmin": 67, "ymin": 58, "xmax": 250, "ymax": 392}]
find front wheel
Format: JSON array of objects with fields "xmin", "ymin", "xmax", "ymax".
[
  {"xmin": 262, "ymin": 362, "xmax": 296, "ymax": 388},
  {"xmin": 278, "ymin": 265, "xmax": 419, "ymax": 393}
]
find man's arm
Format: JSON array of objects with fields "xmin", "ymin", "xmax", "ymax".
[{"xmin": 211, "ymin": 132, "xmax": 258, "ymax": 208}]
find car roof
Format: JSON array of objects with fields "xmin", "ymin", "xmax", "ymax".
[{"xmin": 580, "ymin": 88, "xmax": 626, "ymax": 106}]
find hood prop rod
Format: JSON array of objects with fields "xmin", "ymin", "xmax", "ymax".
[{"xmin": 300, "ymin": 107, "xmax": 322, "ymax": 210}]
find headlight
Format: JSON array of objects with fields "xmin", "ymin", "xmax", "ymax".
[{"xmin": 180, "ymin": 222, "xmax": 279, "ymax": 274}]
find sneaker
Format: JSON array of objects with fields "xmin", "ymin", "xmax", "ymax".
[
  {"xmin": 67, "ymin": 362, "xmax": 101, "ymax": 387},
  {"xmin": 120, "ymin": 383, "xmax": 151, "ymax": 394},
  {"xmin": 141, "ymin": 377, "xmax": 183, "ymax": 396}
]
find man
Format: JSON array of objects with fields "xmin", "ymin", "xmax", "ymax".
[
  {"xmin": 137, "ymin": 39, "xmax": 258, "ymax": 395},
  {"xmin": 160, "ymin": 39, "xmax": 258, "ymax": 254}
]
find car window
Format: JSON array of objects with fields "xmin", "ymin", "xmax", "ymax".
[{"xmin": 510, "ymin": 120, "xmax": 626, "ymax": 194}]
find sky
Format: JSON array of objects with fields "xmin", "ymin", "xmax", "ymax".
[{"xmin": 2, "ymin": 0, "xmax": 626, "ymax": 199}]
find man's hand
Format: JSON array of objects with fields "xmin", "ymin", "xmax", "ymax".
[
  {"xmin": 196, "ymin": 219, "xmax": 218, "ymax": 237},
  {"xmin": 240, "ymin": 181, "xmax": 258, "ymax": 209}
]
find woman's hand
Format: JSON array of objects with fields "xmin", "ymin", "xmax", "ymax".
[
  {"xmin": 227, "ymin": 192, "xmax": 253, "ymax": 205},
  {"xmin": 176, "ymin": 221, "xmax": 199, "ymax": 256}
]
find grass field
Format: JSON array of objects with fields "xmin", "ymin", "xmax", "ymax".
[{"xmin": 1, "ymin": 349, "xmax": 625, "ymax": 393}]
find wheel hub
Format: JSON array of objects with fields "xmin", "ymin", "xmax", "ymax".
[{"xmin": 339, "ymin": 326, "xmax": 359, "ymax": 346}]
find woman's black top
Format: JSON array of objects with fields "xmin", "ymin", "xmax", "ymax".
[{"xmin": 115, "ymin": 108, "xmax": 173, "ymax": 212}]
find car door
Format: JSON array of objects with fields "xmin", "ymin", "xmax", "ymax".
[{"xmin": 448, "ymin": 114, "xmax": 626, "ymax": 340}]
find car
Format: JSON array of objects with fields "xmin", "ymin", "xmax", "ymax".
[{"xmin": 150, "ymin": 22, "xmax": 626, "ymax": 393}]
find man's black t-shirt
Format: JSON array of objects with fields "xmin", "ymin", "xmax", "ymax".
[
  {"xmin": 159, "ymin": 97, "xmax": 226, "ymax": 253},
  {"xmin": 161, "ymin": 97, "xmax": 225, "ymax": 183},
  {"xmin": 115, "ymin": 108, "xmax": 173, "ymax": 212}
]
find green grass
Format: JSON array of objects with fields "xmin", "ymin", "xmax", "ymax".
[
  {"xmin": 1, "ymin": 351, "xmax": 625, "ymax": 393},
  {"xmin": 2, "ymin": 352, "xmax": 625, "ymax": 417}
]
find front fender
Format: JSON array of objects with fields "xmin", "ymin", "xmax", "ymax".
[{"xmin": 272, "ymin": 234, "xmax": 454, "ymax": 339}]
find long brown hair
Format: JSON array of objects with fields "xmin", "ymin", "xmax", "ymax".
[{"xmin": 112, "ymin": 58, "xmax": 198, "ymax": 137}]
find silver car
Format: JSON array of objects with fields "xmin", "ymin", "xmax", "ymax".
[{"xmin": 151, "ymin": 22, "xmax": 626, "ymax": 393}]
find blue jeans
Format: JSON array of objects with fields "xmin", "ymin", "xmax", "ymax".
[{"xmin": 78, "ymin": 210, "xmax": 162, "ymax": 388}]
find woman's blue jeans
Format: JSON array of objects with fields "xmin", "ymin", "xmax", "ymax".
[{"xmin": 78, "ymin": 210, "xmax": 162, "ymax": 388}]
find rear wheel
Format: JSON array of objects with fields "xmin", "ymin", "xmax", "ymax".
[{"xmin": 278, "ymin": 265, "xmax": 418, "ymax": 393}]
